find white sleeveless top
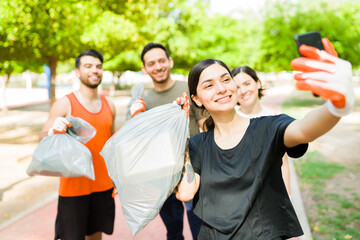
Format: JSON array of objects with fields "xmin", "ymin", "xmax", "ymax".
[{"xmin": 235, "ymin": 105, "xmax": 276, "ymax": 118}]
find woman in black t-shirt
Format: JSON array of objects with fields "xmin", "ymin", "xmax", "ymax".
[{"xmin": 175, "ymin": 42, "xmax": 355, "ymax": 239}]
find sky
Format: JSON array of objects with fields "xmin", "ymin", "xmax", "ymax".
[{"xmin": 210, "ymin": 0, "xmax": 266, "ymax": 15}]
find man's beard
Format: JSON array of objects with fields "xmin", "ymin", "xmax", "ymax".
[
  {"xmin": 153, "ymin": 72, "xmax": 170, "ymax": 84},
  {"xmin": 80, "ymin": 78, "xmax": 102, "ymax": 89},
  {"xmin": 154, "ymin": 77, "xmax": 168, "ymax": 84}
]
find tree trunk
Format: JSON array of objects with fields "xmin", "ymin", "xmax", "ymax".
[
  {"xmin": 0, "ymin": 74, "xmax": 11, "ymax": 112},
  {"xmin": 48, "ymin": 57, "xmax": 58, "ymax": 106}
]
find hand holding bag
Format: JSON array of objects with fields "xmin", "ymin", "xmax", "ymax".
[
  {"xmin": 101, "ymin": 101, "xmax": 189, "ymax": 235},
  {"xmin": 26, "ymin": 115, "xmax": 96, "ymax": 180}
]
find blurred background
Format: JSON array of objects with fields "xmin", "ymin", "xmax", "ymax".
[
  {"xmin": 0, "ymin": 0, "xmax": 359, "ymax": 239},
  {"xmin": 0, "ymin": 0, "xmax": 359, "ymax": 109}
]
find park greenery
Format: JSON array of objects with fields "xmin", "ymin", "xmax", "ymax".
[
  {"xmin": 281, "ymin": 90, "xmax": 360, "ymax": 239},
  {"xmin": 294, "ymin": 150, "xmax": 359, "ymax": 239},
  {"xmin": 0, "ymin": 0, "xmax": 359, "ymax": 237},
  {"xmin": 0, "ymin": 0, "xmax": 360, "ymax": 104}
]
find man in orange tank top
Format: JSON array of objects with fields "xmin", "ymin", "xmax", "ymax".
[{"xmin": 40, "ymin": 49, "xmax": 117, "ymax": 240}]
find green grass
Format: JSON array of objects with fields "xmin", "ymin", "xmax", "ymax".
[
  {"xmin": 295, "ymin": 150, "xmax": 344, "ymax": 188},
  {"xmin": 294, "ymin": 151, "xmax": 360, "ymax": 239},
  {"xmin": 283, "ymin": 88, "xmax": 360, "ymax": 239}
]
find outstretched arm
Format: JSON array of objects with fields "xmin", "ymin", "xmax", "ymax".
[
  {"xmin": 284, "ymin": 104, "xmax": 340, "ymax": 147},
  {"xmin": 284, "ymin": 40, "xmax": 355, "ymax": 148},
  {"xmin": 39, "ymin": 97, "xmax": 70, "ymax": 141}
]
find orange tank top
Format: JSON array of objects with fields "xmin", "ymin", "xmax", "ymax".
[{"xmin": 59, "ymin": 93, "xmax": 114, "ymax": 197}]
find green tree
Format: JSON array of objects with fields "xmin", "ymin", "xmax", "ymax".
[
  {"xmin": 257, "ymin": 0, "xmax": 360, "ymax": 71},
  {"xmin": 0, "ymin": 0, "xmax": 100, "ymax": 104},
  {"xmin": 150, "ymin": 1, "xmax": 262, "ymax": 73},
  {"xmin": 82, "ymin": 0, "xmax": 194, "ymax": 73},
  {"xmin": 76, "ymin": 0, "xmax": 195, "ymax": 93},
  {"xmin": 256, "ymin": 1, "xmax": 298, "ymax": 71}
]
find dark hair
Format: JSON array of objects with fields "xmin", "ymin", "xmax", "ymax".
[
  {"xmin": 188, "ymin": 59, "xmax": 232, "ymax": 131},
  {"xmin": 231, "ymin": 65, "xmax": 265, "ymax": 99},
  {"xmin": 141, "ymin": 42, "xmax": 170, "ymax": 65},
  {"xmin": 75, "ymin": 49, "xmax": 104, "ymax": 69}
]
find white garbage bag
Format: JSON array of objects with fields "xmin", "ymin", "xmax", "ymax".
[
  {"xmin": 101, "ymin": 103, "xmax": 189, "ymax": 235},
  {"xmin": 26, "ymin": 115, "xmax": 96, "ymax": 180}
]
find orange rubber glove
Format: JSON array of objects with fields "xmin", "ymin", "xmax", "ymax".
[
  {"xmin": 130, "ymin": 97, "xmax": 146, "ymax": 117},
  {"xmin": 174, "ymin": 92, "xmax": 189, "ymax": 119},
  {"xmin": 48, "ymin": 117, "xmax": 72, "ymax": 135},
  {"xmin": 291, "ymin": 38, "xmax": 355, "ymax": 117}
]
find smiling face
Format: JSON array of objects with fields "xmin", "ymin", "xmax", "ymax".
[
  {"xmin": 75, "ymin": 55, "xmax": 103, "ymax": 89},
  {"xmin": 142, "ymin": 48, "xmax": 174, "ymax": 85},
  {"xmin": 233, "ymin": 72, "xmax": 261, "ymax": 108},
  {"xmin": 191, "ymin": 63, "xmax": 238, "ymax": 114}
]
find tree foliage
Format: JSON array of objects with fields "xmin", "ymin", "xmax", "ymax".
[
  {"xmin": 0, "ymin": 0, "xmax": 101, "ymax": 103},
  {"xmin": 0, "ymin": 0, "xmax": 359, "ymax": 94},
  {"xmin": 256, "ymin": 0, "xmax": 360, "ymax": 71}
]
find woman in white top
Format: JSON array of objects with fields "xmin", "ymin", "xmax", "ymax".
[{"xmin": 231, "ymin": 65, "xmax": 291, "ymax": 195}]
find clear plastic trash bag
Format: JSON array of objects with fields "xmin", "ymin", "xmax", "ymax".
[
  {"xmin": 101, "ymin": 103, "xmax": 189, "ymax": 235},
  {"xmin": 26, "ymin": 115, "xmax": 96, "ymax": 180},
  {"xmin": 125, "ymin": 82, "xmax": 145, "ymax": 121}
]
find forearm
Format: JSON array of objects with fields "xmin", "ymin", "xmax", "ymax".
[
  {"xmin": 300, "ymin": 104, "xmax": 340, "ymax": 140},
  {"xmin": 39, "ymin": 117, "xmax": 56, "ymax": 141},
  {"xmin": 175, "ymin": 148, "xmax": 199, "ymax": 202},
  {"xmin": 39, "ymin": 97, "xmax": 70, "ymax": 142},
  {"xmin": 39, "ymin": 131, "xmax": 48, "ymax": 141},
  {"xmin": 285, "ymin": 104, "xmax": 340, "ymax": 147}
]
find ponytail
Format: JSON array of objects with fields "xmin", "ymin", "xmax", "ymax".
[{"xmin": 200, "ymin": 109, "xmax": 215, "ymax": 131}]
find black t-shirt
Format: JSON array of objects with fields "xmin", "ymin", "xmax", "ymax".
[{"xmin": 189, "ymin": 114, "xmax": 308, "ymax": 240}]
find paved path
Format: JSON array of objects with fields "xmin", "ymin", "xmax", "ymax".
[
  {"xmin": 0, "ymin": 196, "xmax": 192, "ymax": 240},
  {"xmin": 0, "ymin": 87, "xmax": 312, "ymax": 239},
  {"xmin": 0, "ymin": 88, "xmax": 193, "ymax": 240}
]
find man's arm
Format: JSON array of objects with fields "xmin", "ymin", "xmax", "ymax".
[
  {"xmin": 125, "ymin": 99, "xmax": 135, "ymax": 121},
  {"xmin": 126, "ymin": 97, "xmax": 146, "ymax": 121},
  {"xmin": 125, "ymin": 83, "xmax": 146, "ymax": 121},
  {"xmin": 107, "ymin": 98, "xmax": 117, "ymax": 135},
  {"xmin": 39, "ymin": 97, "xmax": 70, "ymax": 141}
]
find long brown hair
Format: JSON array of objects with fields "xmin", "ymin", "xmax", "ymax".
[
  {"xmin": 231, "ymin": 65, "xmax": 265, "ymax": 99},
  {"xmin": 188, "ymin": 59, "xmax": 232, "ymax": 131}
]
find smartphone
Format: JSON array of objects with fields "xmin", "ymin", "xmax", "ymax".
[
  {"xmin": 294, "ymin": 31, "xmax": 324, "ymax": 97},
  {"xmin": 295, "ymin": 31, "xmax": 324, "ymax": 57}
]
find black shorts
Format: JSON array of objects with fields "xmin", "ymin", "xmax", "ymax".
[{"xmin": 55, "ymin": 188, "xmax": 115, "ymax": 240}]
